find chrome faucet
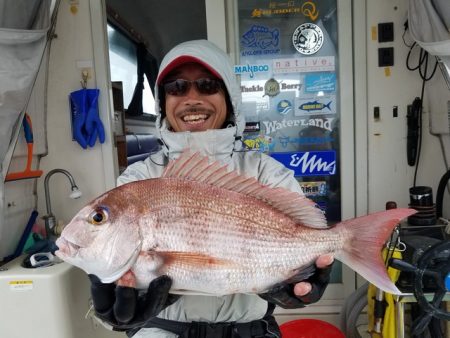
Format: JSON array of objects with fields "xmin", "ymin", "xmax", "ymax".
[{"xmin": 43, "ymin": 169, "xmax": 82, "ymax": 238}]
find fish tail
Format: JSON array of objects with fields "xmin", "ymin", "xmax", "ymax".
[
  {"xmin": 325, "ymin": 101, "xmax": 332, "ymax": 110},
  {"xmin": 334, "ymin": 208, "xmax": 416, "ymax": 295}
]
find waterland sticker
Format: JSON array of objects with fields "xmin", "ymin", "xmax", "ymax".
[{"xmin": 263, "ymin": 117, "xmax": 334, "ymax": 134}]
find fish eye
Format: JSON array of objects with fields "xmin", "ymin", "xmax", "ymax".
[{"xmin": 88, "ymin": 207, "xmax": 109, "ymax": 225}]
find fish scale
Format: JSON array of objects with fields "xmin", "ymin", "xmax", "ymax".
[{"xmin": 56, "ymin": 151, "xmax": 416, "ymax": 296}]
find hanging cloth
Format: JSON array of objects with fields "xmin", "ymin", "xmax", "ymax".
[
  {"xmin": 0, "ymin": 0, "xmax": 52, "ymax": 178},
  {"xmin": 126, "ymin": 43, "xmax": 158, "ymax": 116},
  {"xmin": 0, "ymin": 0, "xmax": 53, "ymax": 261},
  {"xmin": 408, "ymin": 0, "xmax": 450, "ymax": 72}
]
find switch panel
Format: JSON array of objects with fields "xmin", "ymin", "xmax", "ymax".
[
  {"xmin": 378, "ymin": 47, "xmax": 394, "ymax": 67},
  {"xmin": 378, "ymin": 22, "xmax": 394, "ymax": 42}
]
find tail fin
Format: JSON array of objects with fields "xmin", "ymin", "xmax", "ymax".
[{"xmin": 335, "ymin": 208, "xmax": 416, "ymax": 295}]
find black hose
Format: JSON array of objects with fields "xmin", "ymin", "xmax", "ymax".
[{"xmin": 436, "ymin": 169, "xmax": 450, "ymax": 218}]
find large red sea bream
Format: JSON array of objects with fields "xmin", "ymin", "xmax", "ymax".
[{"xmin": 56, "ymin": 152, "xmax": 415, "ymax": 295}]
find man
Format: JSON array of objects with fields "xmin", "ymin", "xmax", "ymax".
[{"xmin": 89, "ymin": 39, "xmax": 333, "ymax": 338}]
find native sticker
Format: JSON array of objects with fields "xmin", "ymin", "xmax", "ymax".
[
  {"xmin": 263, "ymin": 78, "xmax": 280, "ymax": 97},
  {"xmin": 292, "ymin": 23, "xmax": 324, "ymax": 55},
  {"xmin": 273, "ymin": 56, "xmax": 335, "ymax": 74}
]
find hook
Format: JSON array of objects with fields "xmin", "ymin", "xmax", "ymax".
[{"xmin": 81, "ymin": 70, "xmax": 88, "ymax": 89}]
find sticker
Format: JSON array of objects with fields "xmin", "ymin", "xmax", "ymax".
[
  {"xmin": 244, "ymin": 122, "xmax": 261, "ymax": 132},
  {"xmin": 278, "ymin": 135, "xmax": 334, "ymax": 148},
  {"xmin": 277, "ymin": 100, "xmax": 293, "ymax": 115},
  {"xmin": 300, "ymin": 181, "xmax": 328, "ymax": 196},
  {"xmin": 271, "ymin": 91, "xmax": 295, "ymax": 115},
  {"xmin": 304, "ymin": 73, "xmax": 336, "ymax": 93},
  {"xmin": 273, "ymin": 56, "xmax": 335, "ymax": 74},
  {"xmin": 280, "ymin": 82, "xmax": 302, "ymax": 91},
  {"xmin": 263, "ymin": 78, "xmax": 280, "ymax": 97},
  {"xmin": 234, "ymin": 64, "xmax": 270, "ymax": 78},
  {"xmin": 251, "ymin": 2, "xmax": 305, "ymax": 17},
  {"xmin": 241, "ymin": 25, "xmax": 280, "ymax": 56},
  {"xmin": 292, "ymin": 23, "xmax": 324, "ymax": 55},
  {"xmin": 295, "ymin": 96, "xmax": 336, "ymax": 116},
  {"xmin": 9, "ymin": 280, "xmax": 33, "ymax": 291},
  {"xmin": 263, "ymin": 117, "xmax": 335, "ymax": 134},
  {"xmin": 243, "ymin": 135, "xmax": 274, "ymax": 152},
  {"xmin": 271, "ymin": 151, "xmax": 336, "ymax": 176},
  {"xmin": 241, "ymin": 83, "xmax": 265, "ymax": 94},
  {"xmin": 301, "ymin": 2, "xmax": 319, "ymax": 21}
]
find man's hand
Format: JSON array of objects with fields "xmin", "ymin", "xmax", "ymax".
[
  {"xmin": 88, "ymin": 275, "xmax": 180, "ymax": 331},
  {"xmin": 293, "ymin": 254, "xmax": 334, "ymax": 298},
  {"xmin": 259, "ymin": 254, "xmax": 334, "ymax": 309}
]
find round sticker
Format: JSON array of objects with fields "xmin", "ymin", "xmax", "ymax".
[
  {"xmin": 263, "ymin": 78, "xmax": 280, "ymax": 97},
  {"xmin": 292, "ymin": 23, "xmax": 324, "ymax": 55}
]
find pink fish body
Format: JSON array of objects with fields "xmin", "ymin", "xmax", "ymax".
[{"xmin": 56, "ymin": 152, "xmax": 416, "ymax": 295}]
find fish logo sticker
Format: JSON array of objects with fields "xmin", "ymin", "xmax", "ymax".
[
  {"xmin": 241, "ymin": 25, "xmax": 280, "ymax": 56},
  {"xmin": 271, "ymin": 151, "xmax": 336, "ymax": 176},
  {"xmin": 295, "ymin": 96, "xmax": 336, "ymax": 116},
  {"xmin": 277, "ymin": 100, "xmax": 293, "ymax": 115},
  {"xmin": 305, "ymin": 73, "xmax": 336, "ymax": 93},
  {"xmin": 292, "ymin": 23, "xmax": 324, "ymax": 55}
]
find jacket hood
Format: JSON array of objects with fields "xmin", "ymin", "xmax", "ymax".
[{"xmin": 154, "ymin": 40, "xmax": 244, "ymax": 158}]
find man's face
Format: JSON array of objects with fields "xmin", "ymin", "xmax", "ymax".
[{"xmin": 162, "ymin": 63, "xmax": 228, "ymax": 132}]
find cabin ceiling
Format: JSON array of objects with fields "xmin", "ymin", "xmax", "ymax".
[{"xmin": 106, "ymin": 0, "xmax": 208, "ymax": 65}]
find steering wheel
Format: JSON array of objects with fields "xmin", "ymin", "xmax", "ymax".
[{"xmin": 390, "ymin": 240, "xmax": 450, "ymax": 335}]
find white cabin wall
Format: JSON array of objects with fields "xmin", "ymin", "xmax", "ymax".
[
  {"xmin": 365, "ymin": 0, "xmax": 450, "ymax": 214},
  {"xmin": 36, "ymin": 0, "xmax": 116, "ymax": 230}
]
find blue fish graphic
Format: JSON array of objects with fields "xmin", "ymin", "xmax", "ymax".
[
  {"xmin": 241, "ymin": 25, "xmax": 279, "ymax": 49},
  {"xmin": 299, "ymin": 101, "xmax": 332, "ymax": 112}
]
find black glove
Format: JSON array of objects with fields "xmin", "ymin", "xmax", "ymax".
[
  {"xmin": 259, "ymin": 263, "xmax": 333, "ymax": 309},
  {"xmin": 88, "ymin": 274, "xmax": 181, "ymax": 331}
]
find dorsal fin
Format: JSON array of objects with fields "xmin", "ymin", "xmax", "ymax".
[{"xmin": 162, "ymin": 151, "xmax": 327, "ymax": 228}]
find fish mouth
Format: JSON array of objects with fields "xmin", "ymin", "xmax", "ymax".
[{"xmin": 55, "ymin": 237, "xmax": 80, "ymax": 258}]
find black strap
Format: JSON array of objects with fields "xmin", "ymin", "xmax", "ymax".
[{"xmin": 128, "ymin": 314, "xmax": 279, "ymax": 338}]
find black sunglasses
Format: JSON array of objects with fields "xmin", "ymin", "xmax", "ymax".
[{"xmin": 163, "ymin": 78, "xmax": 223, "ymax": 96}]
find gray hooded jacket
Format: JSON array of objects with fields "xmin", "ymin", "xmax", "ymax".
[{"xmin": 118, "ymin": 40, "xmax": 304, "ymax": 338}]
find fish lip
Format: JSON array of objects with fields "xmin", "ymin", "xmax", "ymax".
[{"xmin": 55, "ymin": 237, "xmax": 80, "ymax": 257}]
